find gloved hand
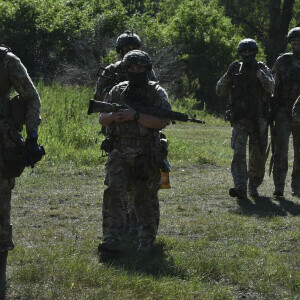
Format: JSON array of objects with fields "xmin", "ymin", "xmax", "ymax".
[{"xmin": 23, "ymin": 132, "xmax": 45, "ymax": 168}]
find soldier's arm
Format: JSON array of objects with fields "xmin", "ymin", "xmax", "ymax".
[
  {"xmin": 94, "ymin": 64, "xmax": 115, "ymax": 101},
  {"xmin": 5, "ymin": 53, "xmax": 41, "ymax": 135},
  {"xmin": 135, "ymin": 86, "xmax": 170, "ymax": 129},
  {"xmin": 111, "ymin": 86, "xmax": 170, "ymax": 129},
  {"xmin": 215, "ymin": 62, "xmax": 237, "ymax": 97},
  {"xmin": 99, "ymin": 86, "xmax": 119, "ymax": 126},
  {"xmin": 272, "ymin": 59, "xmax": 283, "ymax": 104},
  {"xmin": 256, "ymin": 64, "xmax": 274, "ymax": 94}
]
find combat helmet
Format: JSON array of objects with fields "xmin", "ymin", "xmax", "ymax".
[
  {"xmin": 116, "ymin": 30, "xmax": 142, "ymax": 53},
  {"xmin": 238, "ymin": 39, "xmax": 258, "ymax": 53},
  {"xmin": 287, "ymin": 27, "xmax": 300, "ymax": 43},
  {"xmin": 122, "ymin": 50, "xmax": 152, "ymax": 70}
]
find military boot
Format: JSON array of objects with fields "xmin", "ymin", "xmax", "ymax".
[
  {"xmin": 273, "ymin": 189, "xmax": 284, "ymax": 197},
  {"xmin": 98, "ymin": 238, "xmax": 120, "ymax": 253},
  {"xmin": 229, "ymin": 188, "xmax": 247, "ymax": 199},
  {"xmin": 248, "ymin": 185, "xmax": 259, "ymax": 197},
  {"xmin": 137, "ymin": 240, "xmax": 153, "ymax": 254},
  {"xmin": 0, "ymin": 251, "xmax": 8, "ymax": 300}
]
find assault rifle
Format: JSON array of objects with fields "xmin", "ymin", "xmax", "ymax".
[
  {"xmin": 87, "ymin": 99, "xmax": 205, "ymax": 124},
  {"xmin": 96, "ymin": 66, "xmax": 119, "ymax": 83}
]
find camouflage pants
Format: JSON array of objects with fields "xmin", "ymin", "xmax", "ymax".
[
  {"xmin": 231, "ymin": 119, "xmax": 268, "ymax": 193},
  {"xmin": 102, "ymin": 149, "xmax": 161, "ymax": 244},
  {"xmin": 0, "ymin": 156, "xmax": 14, "ymax": 252},
  {"xmin": 273, "ymin": 107, "xmax": 300, "ymax": 193}
]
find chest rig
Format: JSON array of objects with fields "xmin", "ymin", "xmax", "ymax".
[
  {"xmin": 107, "ymin": 82, "xmax": 160, "ymax": 145},
  {"xmin": 230, "ymin": 62, "xmax": 265, "ymax": 121}
]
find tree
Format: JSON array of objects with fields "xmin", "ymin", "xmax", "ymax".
[{"xmin": 218, "ymin": 0, "xmax": 296, "ymax": 66}]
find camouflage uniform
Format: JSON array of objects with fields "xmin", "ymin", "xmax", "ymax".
[
  {"xmin": 94, "ymin": 60, "xmax": 157, "ymax": 234},
  {"xmin": 102, "ymin": 80, "xmax": 170, "ymax": 246},
  {"xmin": 273, "ymin": 54, "xmax": 300, "ymax": 194},
  {"xmin": 0, "ymin": 47, "xmax": 41, "ymax": 252},
  {"xmin": 216, "ymin": 61, "xmax": 274, "ymax": 197}
]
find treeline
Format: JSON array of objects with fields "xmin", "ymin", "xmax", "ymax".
[{"xmin": 0, "ymin": 0, "xmax": 299, "ymax": 114}]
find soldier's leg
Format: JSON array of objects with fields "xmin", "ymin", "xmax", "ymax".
[
  {"xmin": 133, "ymin": 165, "xmax": 161, "ymax": 251},
  {"xmin": 101, "ymin": 150, "xmax": 128, "ymax": 249},
  {"xmin": 0, "ymin": 176, "xmax": 15, "ymax": 299},
  {"xmin": 230, "ymin": 123, "xmax": 248, "ymax": 198},
  {"xmin": 273, "ymin": 109, "xmax": 292, "ymax": 195},
  {"xmin": 0, "ymin": 251, "xmax": 7, "ymax": 300},
  {"xmin": 291, "ymin": 123, "xmax": 300, "ymax": 195},
  {"xmin": 125, "ymin": 181, "xmax": 138, "ymax": 235},
  {"xmin": 248, "ymin": 120, "xmax": 268, "ymax": 195}
]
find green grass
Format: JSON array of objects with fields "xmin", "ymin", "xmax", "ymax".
[{"xmin": 6, "ymin": 83, "xmax": 300, "ymax": 299}]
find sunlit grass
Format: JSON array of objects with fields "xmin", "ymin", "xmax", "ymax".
[{"xmin": 6, "ymin": 83, "xmax": 300, "ymax": 299}]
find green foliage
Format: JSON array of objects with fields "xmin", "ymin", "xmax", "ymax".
[
  {"xmin": 0, "ymin": 0, "xmax": 127, "ymax": 75},
  {"xmin": 37, "ymin": 82, "xmax": 103, "ymax": 166},
  {"xmin": 161, "ymin": 0, "xmax": 242, "ymax": 112},
  {"xmin": 0, "ymin": 0, "xmax": 297, "ymax": 114}
]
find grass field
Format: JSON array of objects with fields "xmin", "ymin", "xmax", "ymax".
[{"xmin": 6, "ymin": 84, "xmax": 300, "ymax": 299}]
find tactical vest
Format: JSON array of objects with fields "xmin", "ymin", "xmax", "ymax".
[
  {"xmin": 230, "ymin": 62, "xmax": 265, "ymax": 121},
  {"xmin": 107, "ymin": 82, "xmax": 161, "ymax": 143},
  {"xmin": 277, "ymin": 54, "xmax": 300, "ymax": 109}
]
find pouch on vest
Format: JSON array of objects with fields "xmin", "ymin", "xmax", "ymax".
[
  {"xmin": 0, "ymin": 120, "xmax": 25, "ymax": 178},
  {"xmin": 231, "ymin": 72, "xmax": 259, "ymax": 121}
]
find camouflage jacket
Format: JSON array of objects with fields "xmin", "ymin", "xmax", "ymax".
[
  {"xmin": 216, "ymin": 60, "xmax": 274, "ymax": 121},
  {"xmin": 292, "ymin": 95, "xmax": 300, "ymax": 122},
  {"xmin": 0, "ymin": 47, "xmax": 41, "ymax": 134},
  {"xmin": 94, "ymin": 60, "xmax": 157, "ymax": 102},
  {"xmin": 104, "ymin": 81, "xmax": 170, "ymax": 149},
  {"xmin": 273, "ymin": 53, "xmax": 300, "ymax": 112}
]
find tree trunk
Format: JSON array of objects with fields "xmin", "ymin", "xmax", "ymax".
[{"xmin": 265, "ymin": 0, "xmax": 295, "ymax": 66}]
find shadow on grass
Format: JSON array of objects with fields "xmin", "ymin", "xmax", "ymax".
[
  {"xmin": 233, "ymin": 196, "xmax": 288, "ymax": 217},
  {"xmin": 98, "ymin": 240, "xmax": 186, "ymax": 279},
  {"xmin": 277, "ymin": 197, "xmax": 300, "ymax": 216}
]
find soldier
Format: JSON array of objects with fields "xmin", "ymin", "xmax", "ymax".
[
  {"xmin": 98, "ymin": 50, "xmax": 170, "ymax": 253},
  {"xmin": 272, "ymin": 28, "xmax": 300, "ymax": 196},
  {"xmin": 0, "ymin": 46, "xmax": 42, "ymax": 298},
  {"xmin": 216, "ymin": 39, "xmax": 274, "ymax": 199},
  {"xmin": 94, "ymin": 31, "xmax": 157, "ymax": 235},
  {"xmin": 94, "ymin": 30, "xmax": 156, "ymax": 102}
]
